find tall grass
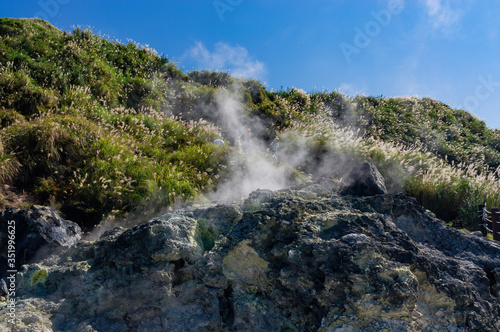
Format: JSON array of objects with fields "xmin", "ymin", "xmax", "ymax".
[
  {"xmin": 3, "ymin": 18, "xmax": 500, "ymax": 232},
  {"xmin": 0, "ymin": 19, "xmax": 233, "ymax": 227},
  {"xmin": 278, "ymin": 95, "xmax": 500, "ymax": 229},
  {"xmin": 1, "ymin": 105, "xmax": 230, "ymax": 227},
  {"xmin": 404, "ymin": 161, "xmax": 500, "ymax": 229},
  {"xmin": 0, "ymin": 136, "xmax": 20, "ymax": 183}
]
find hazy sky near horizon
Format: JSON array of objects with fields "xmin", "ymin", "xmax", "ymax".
[{"xmin": 3, "ymin": 0, "xmax": 500, "ymax": 128}]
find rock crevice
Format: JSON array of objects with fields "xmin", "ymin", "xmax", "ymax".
[{"xmin": 2, "ymin": 182, "xmax": 500, "ymax": 331}]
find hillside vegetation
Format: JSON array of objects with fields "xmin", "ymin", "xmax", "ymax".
[{"xmin": 1, "ymin": 18, "xmax": 500, "ymax": 230}]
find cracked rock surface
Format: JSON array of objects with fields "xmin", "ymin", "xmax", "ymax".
[
  {"xmin": 1, "ymin": 182, "xmax": 500, "ymax": 331},
  {"xmin": 0, "ymin": 205, "xmax": 82, "ymax": 279}
]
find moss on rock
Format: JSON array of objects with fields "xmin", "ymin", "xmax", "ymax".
[
  {"xmin": 31, "ymin": 268, "xmax": 48, "ymax": 286},
  {"xmin": 223, "ymin": 240, "xmax": 269, "ymax": 288}
]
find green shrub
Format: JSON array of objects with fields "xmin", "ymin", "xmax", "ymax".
[
  {"xmin": 0, "ymin": 69, "xmax": 59, "ymax": 116},
  {"xmin": 0, "ymin": 109, "xmax": 25, "ymax": 128},
  {"xmin": 0, "ymin": 136, "xmax": 21, "ymax": 183},
  {"xmin": 5, "ymin": 17, "xmax": 500, "ymax": 235},
  {"xmin": 3, "ymin": 114, "xmax": 99, "ymax": 182}
]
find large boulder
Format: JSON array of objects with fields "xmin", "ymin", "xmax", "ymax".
[
  {"xmin": 2, "ymin": 183, "xmax": 500, "ymax": 331},
  {"xmin": 341, "ymin": 162, "xmax": 388, "ymax": 196},
  {"xmin": 0, "ymin": 205, "xmax": 82, "ymax": 278}
]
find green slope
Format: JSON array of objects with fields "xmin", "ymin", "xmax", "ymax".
[
  {"xmin": 0, "ymin": 18, "xmax": 229, "ymax": 227},
  {"xmin": 1, "ymin": 18, "xmax": 500, "ymax": 231}
]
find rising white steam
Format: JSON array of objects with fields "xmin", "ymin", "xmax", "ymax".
[
  {"xmin": 184, "ymin": 42, "xmax": 266, "ymax": 79},
  {"xmin": 209, "ymin": 86, "xmax": 292, "ymax": 201}
]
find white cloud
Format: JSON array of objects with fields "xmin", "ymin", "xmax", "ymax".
[
  {"xmin": 422, "ymin": 0, "xmax": 462, "ymax": 32},
  {"xmin": 339, "ymin": 83, "xmax": 367, "ymax": 96},
  {"xmin": 424, "ymin": 0, "xmax": 441, "ymax": 16},
  {"xmin": 184, "ymin": 42, "xmax": 266, "ymax": 79}
]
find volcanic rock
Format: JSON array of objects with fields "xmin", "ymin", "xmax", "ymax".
[
  {"xmin": 1, "ymin": 183, "xmax": 500, "ymax": 331},
  {"xmin": 341, "ymin": 162, "xmax": 388, "ymax": 196},
  {"xmin": 0, "ymin": 205, "xmax": 82, "ymax": 279}
]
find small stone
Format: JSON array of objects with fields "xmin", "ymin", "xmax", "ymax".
[{"xmin": 341, "ymin": 162, "xmax": 388, "ymax": 196}]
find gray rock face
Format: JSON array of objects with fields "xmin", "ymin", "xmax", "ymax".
[
  {"xmin": 2, "ymin": 184, "xmax": 500, "ymax": 331},
  {"xmin": 0, "ymin": 205, "xmax": 82, "ymax": 278},
  {"xmin": 341, "ymin": 162, "xmax": 388, "ymax": 196}
]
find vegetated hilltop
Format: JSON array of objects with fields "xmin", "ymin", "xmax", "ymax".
[
  {"xmin": 0, "ymin": 18, "xmax": 233, "ymax": 228},
  {"xmin": 1, "ymin": 18, "xmax": 500, "ymax": 230}
]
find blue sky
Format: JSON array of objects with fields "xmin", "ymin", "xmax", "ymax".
[{"xmin": 3, "ymin": 0, "xmax": 500, "ymax": 128}]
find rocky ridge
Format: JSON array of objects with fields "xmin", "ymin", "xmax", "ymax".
[
  {"xmin": 1, "ymin": 180, "xmax": 500, "ymax": 331},
  {"xmin": 0, "ymin": 205, "xmax": 82, "ymax": 279}
]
